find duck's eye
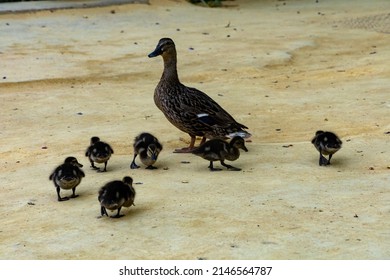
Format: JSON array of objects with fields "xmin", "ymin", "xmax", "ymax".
[
  {"xmin": 323, "ymin": 137, "xmax": 328, "ymax": 142},
  {"xmin": 93, "ymin": 148, "xmax": 97, "ymax": 153}
]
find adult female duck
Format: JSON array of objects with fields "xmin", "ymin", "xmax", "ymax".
[{"xmin": 148, "ymin": 38, "xmax": 251, "ymax": 153}]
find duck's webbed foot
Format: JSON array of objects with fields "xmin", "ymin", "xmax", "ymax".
[
  {"xmin": 57, "ymin": 187, "xmax": 69, "ymax": 201},
  {"xmin": 101, "ymin": 206, "xmax": 108, "ymax": 217},
  {"xmin": 130, "ymin": 161, "xmax": 140, "ymax": 169},
  {"xmin": 70, "ymin": 188, "xmax": 78, "ymax": 199},
  {"xmin": 130, "ymin": 155, "xmax": 139, "ymax": 169},
  {"xmin": 319, "ymin": 154, "xmax": 329, "ymax": 166},
  {"xmin": 174, "ymin": 147, "xmax": 195, "ymax": 153},
  {"xmin": 208, "ymin": 161, "xmax": 222, "ymax": 171},
  {"xmin": 221, "ymin": 161, "xmax": 241, "ymax": 171},
  {"xmin": 111, "ymin": 208, "xmax": 124, "ymax": 218},
  {"xmin": 97, "ymin": 163, "xmax": 108, "ymax": 172},
  {"xmin": 146, "ymin": 165, "xmax": 157, "ymax": 170},
  {"xmin": 174, "ymin": 135, "xmax": 196, "ymax": 153}
]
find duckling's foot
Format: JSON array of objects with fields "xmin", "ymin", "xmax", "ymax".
[
  {"xmin": 111, "ymin": 214, "xmax": 124, "ymax": 219},
  {"xmin": 130, "ymin": 162, "xmax": 140, "ymax": 169},
  {"xmin": 319, "ymin": 155, "xmax": 329, "ymax": 166},
  {"xmin": 227, "ymin": 166, "xmax": 242, "ymax": 171},
  {"xmin": 101, "ymin": 206, "xmax": 108, "ymax": 217},
  {"xmin": 57, "ymin": 196, "xmax": 70, "ymax": 202},
  {"xmin": 111, "ymin": 208, "xmax": 124, "ymax": 218},
  {"xmin": 221, "ymin": 161, "xmax": 241, "ymax": 171},
  {"xmin": 91, "ymin": 164, "xmax": 100, "ymax": 170},
  {"xmin": 173, "ymin": 147, "xmax": 195, "ymax": 153},
  {"xmin": 69, "ymin": 194, "xmax": 79, "ymax": 199},
  {"xmin": 146, "ymin": 165, "xmax": 157, "ymax": 170},
  {"xmin": 208, "ymin": 162, "xmax": 222, "ymax": 171}
]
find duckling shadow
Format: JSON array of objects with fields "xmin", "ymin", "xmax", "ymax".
[{"xmin": 97, "ymin": 205, "xmax": 148, "ymax": 220}]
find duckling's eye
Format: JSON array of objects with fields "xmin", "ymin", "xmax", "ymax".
[
  {"xmin": 323, "ymin": 137, "xmax": 328, "ymax": 142},
  {"xmin": 73, "ymin": 170, "xmax": 77, "ymax": 176},
  {"xmin": 93, "ymin": 148, "xmax": 97, "ymax": 153}
]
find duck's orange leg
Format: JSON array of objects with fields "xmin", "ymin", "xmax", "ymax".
[{"xmin": 174, "ymin": 135, "xmax": 199, "ymax": 153}]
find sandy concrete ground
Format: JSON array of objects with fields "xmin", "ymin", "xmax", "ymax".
[{"xmin": 0, "ymin": 0, "xmax": 389, "ymax": 260}]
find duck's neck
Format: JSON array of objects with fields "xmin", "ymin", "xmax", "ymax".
[{"xmin": 161, "ymin": 51, "xmax": 180, "ymax": 84}]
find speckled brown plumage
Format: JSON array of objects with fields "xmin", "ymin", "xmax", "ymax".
[{"xmin": 148, "ymin": 38, "xmax": 251, "ymax": 153}]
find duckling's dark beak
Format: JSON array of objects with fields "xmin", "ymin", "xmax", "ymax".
[
  {"xmin": 148, "ymin": 47, "xmax": 162, "ymax": 58},
  {"xmin": 151, "ymin": 153, "xmax": 158, "ymax": 161},
  {"xmin": 243, "ymin": 147, "xmax": 248, "ymax": 152},
  {"xmin": 76, "ymin": 162, "xmax": 83, "ymax": 168}
]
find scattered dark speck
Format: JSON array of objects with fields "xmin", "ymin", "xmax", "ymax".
[
  {"xmin": 3, "ymin": 76, "xmax": 6, "ymax": 79},
  {"xmin": 27, "ymin": 202, "xmax": 35, "ymax": 206},
  {"xmin": 110, "ymin": 10, "xmax": 116, "ymax": 14},
  {"xmin": 134, "ymin": 182, "xmax": 143, "ymax": 185},
  {"xmin": 369, "ymin": 51, "xmax": 377, "ymax": 55},
  {"xmin": 163, "ymin": 167, "xmax": 169, "ymax": 170},
  {"xmin": 275, "ymin": 128, "xmax": 281, "ymax": 131},
  {"xmin": 369, "ymin": 167, "xmax": 375, "ymax": 170},
  {"xmin": 155, "ymin": 22, "xmax": 160, "ymax": 25},
  {"xmin": 188, "ymin": 47, "xmax": 194, "ymax": 51},
  {"xmin": 217, "ymin": 93, "xmax": 224, "ymax": 96},
  {"xmin": 202, "ymin": 32, "xmax": 209, "ymax": 35},
  {"xmin": 181, "ymin": 161, "xmax": 190, "ymax": 164},
  {"xmin": 176, "ymin": 28, "xmax": 180, "ymax": 31},
  {"xmin": 198, "ymin": 257, "xmax": 207, "ymax": 260},
  {"xmin": 384, "ymin": 131, "xmax": 390, "ymax": 134},
  {"xmin": 282, "ymin": 144, "xmax": 293, "ymax": 148},
  {"xmin": 41, "ymin": 146, "xmax": 48, "ymax": 149},
  {"xmin": 354, "ymin": 214, "xmax": 359, "ymax": 218},
  {"xmin": 226, "ymin": 34, "xmax": 231, "ymax": 38},
  {"xmin": 77, "ymin": 112, "xmax": 83, "ymax": 115}
]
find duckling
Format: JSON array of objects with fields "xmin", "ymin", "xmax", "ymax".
[
  {"xmin": 192, "ymin": 136, "xmax": 248, "ymax": 171},
  {"xmin": 311, "ymin": 130, "xmax": 342, "ymax": 166},
  {"xmin": 148, "ymin": 38, "xmax": 251, "ymax": 153},
  {"xmin": 130, "ymin": 132, "xmax": 163, "ymax": 170},
  {"xmin": 49, "ymin": 156, "xmax": 85, "ymax": 202},
  {"xmin": 98, "ymin": 176, "xmax": 136, "ymax": 218},
  {"xmin": 85, "ymin": 136, "xmax": 114, "ymax": 172}
]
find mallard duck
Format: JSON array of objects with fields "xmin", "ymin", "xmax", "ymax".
[
  {"xmin": 85, "ymin": 136, "xmax": 114, "ymax": 172},
  {"xmin": 311, "ymin": 130, "xmax": 342, "ymax": 166},
  {"xmin": 49, "ymin": 156, "xmax": 85, "ymax": 201},
  {"xmin": 148, "ymin": 38, "xmax": 251, "ymax": 153},
  {"xmin": 130, "ymin": 132, "xmax": 163, "ymax": 170},
  {"xmin": 98, "ymin": 176, "xmax": 136, "ymax": 218},
  {"xmin": 192, "ymin": 136, "xmax": 248, "ymax": 171}
]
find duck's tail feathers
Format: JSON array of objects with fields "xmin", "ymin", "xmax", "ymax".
[{"xmin": 227, "ymin": 130, "xmax": 252, "ymax": 139}]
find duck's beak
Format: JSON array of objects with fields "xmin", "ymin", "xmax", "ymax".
[
  {"xmin": 242, "ymin": 146, "xmax": 248, "ymax": 152},
  {"xmin": 148, "ymin": 46, "xmax": 162, "ymax": 58}
]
